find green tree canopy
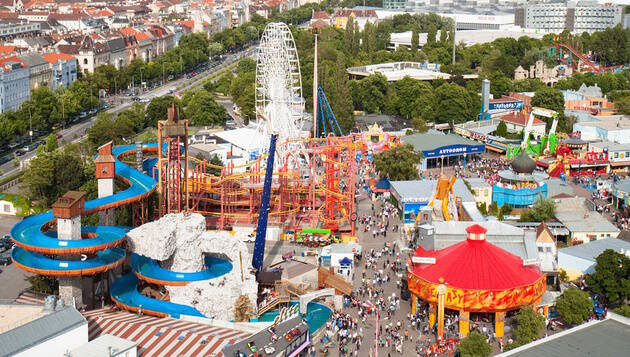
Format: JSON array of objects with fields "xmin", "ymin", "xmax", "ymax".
[
  {"xmin": 183, "ymin": 90, "xmax": 227, "ymax": 126},
  {"xmin": 496, "ymin": 120, "xmax": 508, "ymax": 137},
  {"xmin": 556, "ymin": 287, "xmax": 593, "ymax": 325},
  {"xmin": 458, "ymin": 332, "xmax": 492, "ymax": 357},
  {"xmin": 146, "ymin": 95, "xmax": 180, "ymax": 127},
  {"xmin": 373, "ymin": 144, "xmax": 421, "ymax": 180},
  {"xmin": 585, "ymin": 249, "xmax": 630, "ymax": 306},
  {"xmin": 512, "ymin": 306, "xmax": 545, "ymax": 345},
  {"xmin": 519, "ymin": 196, "xmax": 556, "ymax": 222},
  {"xmin": 433, "ymin": 83, "xmax": 476, "ymax": 124}
]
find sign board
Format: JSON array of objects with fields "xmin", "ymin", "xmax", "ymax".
[
  {"xmin": 423, "ymin": 144, "xmax": 485, "ymax": 158},
  {"xmin": 488, "ymin": 100, "xmax": 523, "ymax": 111},
  {"xmin": 412, "ymin": 256, "xmax": 436, "ymax": 265}
]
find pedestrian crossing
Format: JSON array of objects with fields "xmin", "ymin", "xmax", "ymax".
[{"xmin": 82, "ymin": 308, "xmax": 252, "ymax": 356}]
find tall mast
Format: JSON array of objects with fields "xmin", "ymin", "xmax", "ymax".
[{"xmin": 313, "ymin": 34, "xmax": 318, "ymax": 138}]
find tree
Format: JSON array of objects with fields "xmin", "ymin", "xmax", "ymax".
[
  {"xmin": 411, "ymin": 27, "xmax": 419, "ymax": 53},
  {"xmin": 146, "ymin": 95, "xmax": 179, "ymax": 127},
  {"xmin": 496, "ymin": 120, "xmax": 508, "ymax": 137},
  {"xmin": 614, "ymin": 305, "xmax": 630, "ymax": 317},
  {"xmin": 556, "ymin": 287, "xmax": 593, "ymax": 325},
  {"xmin": 531, "ymin": 86, "xmax": 565, "ymax": 128},
  {"xmin": 615, "ymin": 96, "xmax": 630, "ymax": 115},
  {"xmin": 519, "ymin": 196, "xmax": 556, "ymax": 222},
  {"xmin": 411, "ymin": 117, "xmax": 427, "ymax": 133},
  {"xmin": 433, "ymin": 83, "xmax": 475, "ymax": 124},
  {"xmin": 373, "ymin": 144, "xmax": 421, "ymax": 180},
  {"xmin": 44, "ymin": 134, "xmax": 58, "ymax": 153},
  {"xmin": 458, "ymin": 332, "xmax": 492, "ymax": 357},
  {"xmin": 585, "ymin": 249, "xmax": 630, "ymax": 306},
  {"xmin": 183, "ymin": 90, "xmax": 227, "ymax": 126},
  {"xmin": 233, "ymin": 295, "xmax": 253, "ymax": 322},
  {"xmin": 512, "ymin": 306, "xmax": 545, "ymax": 345}
]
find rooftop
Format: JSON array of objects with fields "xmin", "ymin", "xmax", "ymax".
[
  {"xmin": 70, "ymin": 334, "xmax": 136, "ymax": 357},
  {"xmin": 575, "ymin": 115, "xmax": 630, "ymax": 131},
  {"xmin": 0, "ymin": 306, "xmax": 86, "ymax": 356},
  {"xmin": 500, "ymin": 314, "xmax": 630, "ymax": 357},
  {"xmin": 425, "ymin": 220, "xmax": 538, "ymax": 261},
  {"xmin": 402, "ymin": 132, "xmax": 483, "ymax": 154},
  {"xmin": 390, "ymin": 179, "xmax": 475, "ymax": 204},
  {"xmin": 347, "ymin": 61, "xmax": 478, "ymax": 81},
  {"xmin": 589, "ymin": 140, "xmax": 630, "ymax": 152},
  {"xmin": 554, "ymin": 197, "xmax": 620, "ymax": 234},
  {"xmin": 0, "ymin": 304, "xmax": 51, "ymax": 334},
  {"xmin": 559, "ymin": 238, "xmax": 630, "ymax": 262}
]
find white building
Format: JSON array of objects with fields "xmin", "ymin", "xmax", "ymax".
[
  {"xmin": 70, "ymin": 334, "xmax": 138, "ymax": 357},
  {"xmin": 553, "ymin": 196, "xmax": 620, "ymax": 244},
  {"xmin": 574, "ymin": 115, "xmax": 630, "ymax": 144},
  {"xmin": 0, "ymin": 59, "xmax": 30, "ymax": 113},
  {"xmin": 515, "ymin": 1, "xmax": 623, "ymax": 34},
  {"xmin": 558, "ymin": 237, "xmax": 630, "ymax": 279},
  {"xmin": 0, "ymin": 20, "xmax": 40, "ymax": 38},
  {"xmin": 319, "ymin": 243, "xmax": 362, "ymax": 282},
  {"xmin": 42, "ymin": 52, "xmax": 78, "ymax": 90}
]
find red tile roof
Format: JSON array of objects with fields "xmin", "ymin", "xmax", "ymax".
[
  {"xmin": 0, "ymin": 45, "xmax": 16, "ymax": 56},
  {"xmin": 313, "ymin": 11, "xmax": 330, "ymax": 19},
  {"xmin": 501, "ymin": 112, "xmax": 545, "ymax": 126},
  {"xmin": 177, "ymin": 20, "xmax": 194, "ymax": 29},
  {"xmin": 42, "ymin": 52, "xmax": 76, "ymax": 64}
]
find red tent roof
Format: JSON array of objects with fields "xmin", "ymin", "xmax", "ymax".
[{"xmin": 411, "ymin": 238, "xmax": 542, "ymax": 291}]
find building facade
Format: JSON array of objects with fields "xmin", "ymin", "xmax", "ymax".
[
  {"xmin": 516, "ymin": 2, "xmax": 623, "ymax": 34},
  {"xmin": 0, "ymin": 20, "xmax": 40, "ymax": 38},
  {"xmin": 18, "ymin": 53, "xmax": 52, "ymax": 89},
  {"xmin": 0, "ymin": 59, "xmax": 30, "ymax": 113},
  {"xmin": 42, "ymin": 53, "xmax": 78, "ymax": 89}
]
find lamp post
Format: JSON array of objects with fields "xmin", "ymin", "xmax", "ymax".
[{"xmin": 28, "ymin": 105, "xmax": 32, "ymax": 143}]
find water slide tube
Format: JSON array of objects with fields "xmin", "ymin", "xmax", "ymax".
[{"xmin": 9, "ymin": 143, "xmax": 229, "ymax": 318}]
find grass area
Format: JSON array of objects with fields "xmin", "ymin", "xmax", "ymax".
[
  {"xmin": 0, "ymin": 192, "xmax": 46, "ymax": 217},
  {"xmin": 134, "ymin": 128, "xmax": 158, "ymax": 143},
  {"xmin": 0, "ymin": 170, "xmax": 23, "ymax": 186}
]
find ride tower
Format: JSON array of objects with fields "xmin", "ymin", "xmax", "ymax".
[{"xmin": 157, "ymin": 105, "xmax": 189, "ymax": 216}]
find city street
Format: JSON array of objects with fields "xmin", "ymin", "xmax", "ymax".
[{"xmin": 0, "ymin": 47, "xmax": 256, "ymax": 180}]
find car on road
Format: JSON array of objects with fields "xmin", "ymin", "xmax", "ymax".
[
  {"xmin": 167, "ymin": 87, "xmax": 176, "ymax": 94},
  {"xmin": 0, "ymin": 253, "xmax": 11, "ymax": 266},
  {"xmin": 79, "ymin": 111, "xmax": 87, "ymax": 118},
  {"xmin": 56, "ymin": 133, "xmax": 63, "ymax": 140}
]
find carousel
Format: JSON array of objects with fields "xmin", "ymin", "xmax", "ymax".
[
  {"xmin": 493, "ymin": 152, "xmax": 549, "ymax": 207},
  {"xmin": 407, "ymin": 224, "xmax": 546, "ymax": 341}
]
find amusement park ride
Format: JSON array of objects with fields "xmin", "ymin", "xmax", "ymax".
[
  {"xmin": 506, "ymin": 107, "xmax": 560, "ymax": 160},
  {"xmin": 548, "ymin": 42, "xmax": 624, "ymax": 75}
]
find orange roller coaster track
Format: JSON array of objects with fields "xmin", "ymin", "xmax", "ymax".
[{"xmin": 183, "ymin": 135, "xmax": 359, "ymax": 234}]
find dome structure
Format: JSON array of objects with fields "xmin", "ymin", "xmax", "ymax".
[{"xmin": 511, "ymin": 152, "xmax": 537, "ymax": 174}]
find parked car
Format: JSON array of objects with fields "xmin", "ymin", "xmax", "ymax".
[{"xmin": 0, "ymin": 255, "xmax": 11, "ymax": 266}]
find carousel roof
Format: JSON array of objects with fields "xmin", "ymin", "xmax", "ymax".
[
  {"xmin": 511, "ymin": 152, "xmax": 537, "ymax": 174},
  {"xmin": 410, "ymin": 224, "xmax": 543, "ymax": 291}
]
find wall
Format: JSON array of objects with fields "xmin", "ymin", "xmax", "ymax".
[
  {"xmin": 492, "ymin": 183, "xmax": 547, "ymax": 207},
  {"xmin": 14, "ymin": 323, "xmax": 88, "ymax": 357},
  {"xmin": 0, "ymin": 199, "xmax": 16, "ymax": 215},
  {"xmin": 571, "ymin": 230, "xmax": 618, "ymax": 244}
]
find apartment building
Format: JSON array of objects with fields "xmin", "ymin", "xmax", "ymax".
[{"xmin": 515, "ymin": 1, "xmax": 623, "ymax": 34}]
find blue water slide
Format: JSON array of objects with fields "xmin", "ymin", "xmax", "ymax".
[
  {"xmin": 110, "ymin": 273, "xmax": 206, "ymax": 318},
  {"xmin": 9, "ymin": 143, "xmax": 158, "ymax": 274},
  {"xmin": 131, "ymin": 254, "xmax": 233, "ymax": 284}
]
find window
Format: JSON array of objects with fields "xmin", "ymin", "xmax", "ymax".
[
  {"xmin": 83, "ymin": 58, "xmax": 88, "ymax": 65},
  {"xmin": 545, "ymin": 247, "xmax": 552, "ymax": 253},
  {"xmin": 538, "ymin": 246, "xmax": 544, "ymax": 252}
]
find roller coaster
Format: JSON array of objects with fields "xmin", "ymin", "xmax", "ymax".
[{"xmin": 547, "ymin": 43, "xmax": 624, "ymax": 74}]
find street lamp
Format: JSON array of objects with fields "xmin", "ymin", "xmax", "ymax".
[{"xmin": 28, "ymin": 104, "xmax": 32, "ymax": 143}]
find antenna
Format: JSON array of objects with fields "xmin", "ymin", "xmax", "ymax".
[{"xmin": 313, "ymin": 34, "xmax": 318, "ymax": 138}]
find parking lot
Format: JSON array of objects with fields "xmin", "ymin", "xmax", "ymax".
[{"xmin": 0, "ymin": 215, "xmax": 32, "ymax": 300}]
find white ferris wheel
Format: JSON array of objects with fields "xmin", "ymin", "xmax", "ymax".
[{"xmin": 255, "ymin": 22, "xmax": 304, "ymax": 144}]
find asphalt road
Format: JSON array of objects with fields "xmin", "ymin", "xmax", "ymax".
[{"xmin": 0, "ymin": 47, "xmax": 256, "ymax": 180}]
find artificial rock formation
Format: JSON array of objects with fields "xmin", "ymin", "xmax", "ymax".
[{"xmin": 126, "ymin": 213, "xmax": 258, "ymax": 321}]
